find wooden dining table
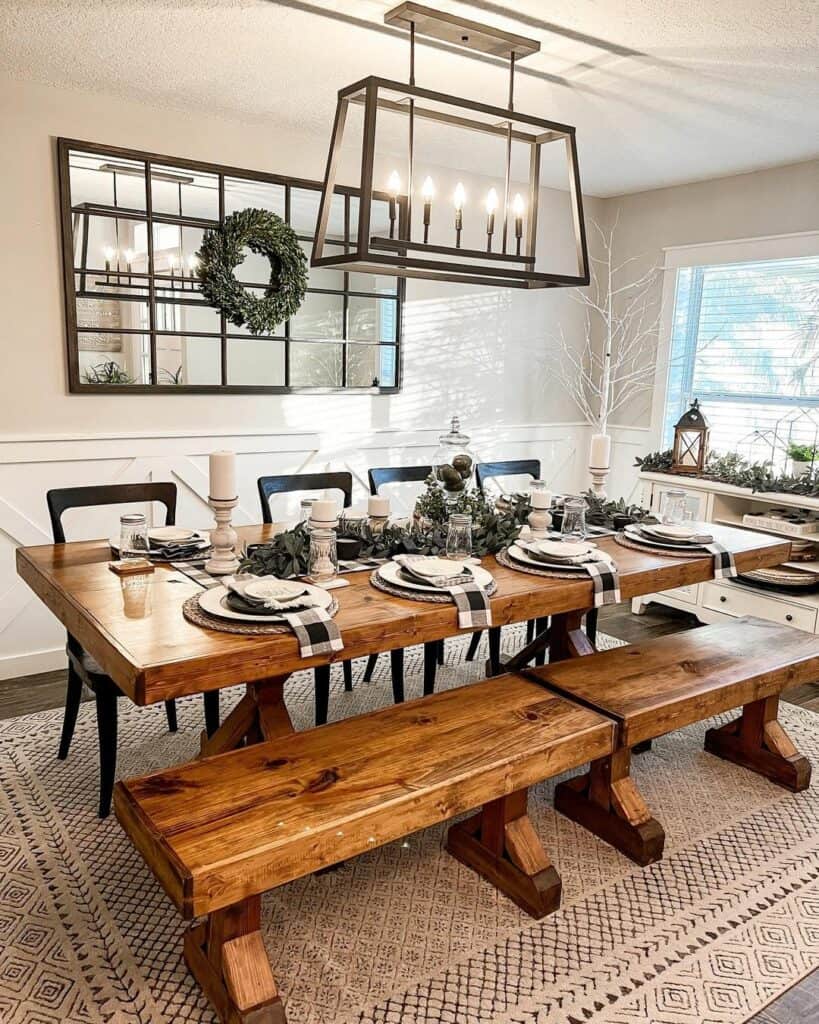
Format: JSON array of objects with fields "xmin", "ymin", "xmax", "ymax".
[{"xmin": 16, "ymin": 523, "xmax": 789, "ymax": 755}]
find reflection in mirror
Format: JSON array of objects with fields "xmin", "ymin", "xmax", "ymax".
[
  {"xmin": 76, "ymin": 296, "xmax": 149, "ymax": 332},
  {"xmin": 156, "ymin": 336, "xmax": 222, "ymax": 385},
  {"xmin": 121, "ymin": 573, "xmax": 153, "ymax": 618},
  {"xmin": 347, "ymin": 344, "xmax": 398, "ymax": 387},
  {"xmin": 151, "ymin": 164, "xmax": 219, "ymax": 221},
  {"xmin": 152, "ymin": 222, "xmax": 205, "ymax": 290},
  {"xmin": 289, "ymin": 291, "xmax": 344, "ymax": 339},
  {"xmin": 224, "ymin": 177, "xmax": 285, "ymax": 217},
  {"xmin": 226, "ymin": 338, "xmax": 285, "ymax": 386},
  {"xmin": 289, "ymin": 342, "xmax": 343, "ymax": 387},
  {"xmin": 348, "ymin": 295, "xmax": 398, "ymax": 343},
  {"xmin": 77, "ymin": 333, "xmax": 151, "ymax": 385},
  {"xmin": 69, "ymin": 151, "xmax": 147, "ymax": 211},
  {"xmin": 155, "ymin": 300, "xmax": 221, "ymax": 334},
  {"xmin": 73, "ymin": 214, "xmax": 149, "ymax": 292}
]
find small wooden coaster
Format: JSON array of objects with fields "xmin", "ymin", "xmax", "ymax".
[{"xmin": 109, "ymin": 559, "xmax": 155, "ymax": 576}]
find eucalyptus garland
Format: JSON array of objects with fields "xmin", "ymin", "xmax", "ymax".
[
  {"xmin": 635, "ymin": 449, "xmax": 819, "ymax": 498},
  {"xmin": 196, "ymin": 207, "xmax": 307, "ymax": 334}
]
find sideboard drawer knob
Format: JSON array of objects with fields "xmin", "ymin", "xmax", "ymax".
[
  {"xmin": 719, "ymin": 595, "xmax": 727, "ymax": 603},
  {"xmin": 786, "ymin": 613, "xmax": 794, "ymax": 622}
]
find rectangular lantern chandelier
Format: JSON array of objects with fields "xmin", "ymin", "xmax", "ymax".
[{"xmin": 312, "ymin": 2, "xmax": 590, "ymax": 289}]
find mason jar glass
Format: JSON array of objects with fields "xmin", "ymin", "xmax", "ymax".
[
  {"xmin": 308, "ymin": 527, "xmax": 338, "ymax": 583},
  {"xmin": 661, "ymin": 489, "xmax": 691, "ymax": 525},
  {"xmin": 445, "ymin": 513, "xmax": 472, "ymax": 560},
  {"xmin": 119, "ymin": 512, "xmax": 149, "ymax": 559},
  {"xmin": 560, "ymin": 497, "xmax": 588, "ymax": 541}
]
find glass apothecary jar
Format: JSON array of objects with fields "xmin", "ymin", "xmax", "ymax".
[{"xmin": 432, "ymin": 415, "xmax": 476, "ymax": 500}]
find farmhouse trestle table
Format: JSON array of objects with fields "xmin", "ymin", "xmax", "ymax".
[{"xmin": 17, "ymin": 523, "xmax": 789, "ymax": 754}]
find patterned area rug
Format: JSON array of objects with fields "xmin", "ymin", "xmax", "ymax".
[{"xmin": 0, "ymin": 625, "xmax": 817, "ymax": 1024}]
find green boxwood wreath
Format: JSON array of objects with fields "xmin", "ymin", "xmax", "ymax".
[{"xmin": 196, "ymin": 207, "xmax": 308, "ymax": 335}]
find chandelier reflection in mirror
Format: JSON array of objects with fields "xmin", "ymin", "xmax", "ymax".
[{"xmin": 313, "ymin": 2, "xmax": 589, "ymax": 289}]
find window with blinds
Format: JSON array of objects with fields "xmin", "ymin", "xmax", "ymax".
[{"xmin": 663, "ymin": 255, "xmax": 819, "ymax": 454}]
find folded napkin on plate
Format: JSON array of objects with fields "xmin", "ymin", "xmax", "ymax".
[
  {"xmin": 637, "ymin": 525, "xmax": 714, "ymax": 544},
  {"xmin": 517, "ymin": 541, "xmax": 612, "ymax": 567},
  {"xmin": 151, "ymin": 541, "xmax": 208, "ymax": 559},
  {"xmin": 224, "ymin": 576, "xmax": 343, "ymax": 657},
  {"xmin": 393, "ymin": 555, "xmax": 492, "ymax": 629}
]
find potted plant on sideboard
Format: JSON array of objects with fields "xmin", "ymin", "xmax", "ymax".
[{"xmin": 788, "ymin": 443, "xmax": 818, "ymax": 477}]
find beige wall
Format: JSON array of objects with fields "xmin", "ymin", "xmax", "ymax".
[
  {"xmin": 605, "ymin": 159, "xmax": 819, "ymax": 428},
  {"xmin": 0, "ymin": 76, "xmax": 603, "ymax": 439}
]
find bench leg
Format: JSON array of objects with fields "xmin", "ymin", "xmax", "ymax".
[
  {"xmin": 704, "ymin": 695, "xmax": 811, "ymax": 792},
  {"xmin": 184, "ymin": 896, "xmax": 286, "ymax": 1023},
  {"xmin": 446, "ymin": 789, "xmax": 561, "ymax": 919},
  {"xmin": 554, "ymin": 748, "xmax": 665, "ymax": 867}
]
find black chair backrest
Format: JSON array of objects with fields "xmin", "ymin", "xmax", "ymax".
[
  {"xmin": 475, "ymin": 460, "xmax": 542, "ymax": 493},
  {"xmin": 368, "ymin": 465, "xmax": 433, "ymax": 495},
  {"xmin": 47, "ymin": 483, "xmax": 177, "ymax": 544},
  {"xmin": 257, "ymin": 472, "xmax": 354, "ymax": 524}
]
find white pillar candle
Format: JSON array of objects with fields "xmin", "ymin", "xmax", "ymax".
[
  {"xmin": 368, "ymin": 495, "xmax": 390, "ymax": 517},
  {"xmin": 311, "ymin": 499, "xmax": 338, "ymax": 523},
  {"xmin": 209, "ymin": 451, "xmax": 236, "ymax": 500},
  {"xmin": 530, "ymin": 488, "xmax": 552, "ymax": 509},
  {"xmin": 589, "ymin": 433, "xmax": 612, "ymax": 470}
]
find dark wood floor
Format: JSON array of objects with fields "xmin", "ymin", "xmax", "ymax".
[{"xmin": 1, "ymin": 601, "xmax": 816, "ymax": 1020}]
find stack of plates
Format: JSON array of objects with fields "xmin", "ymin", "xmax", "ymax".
[
  {"xmin": 505, "ymin": 538, "xmax": 612, "ymax": 573},
  {"xmin": 198, "ymin": 578, "xmax": 333, "ymax": 623},
  {"xmin": 110, "ymin": 527, "xmax": 212, "ymax": 561},
  {"xmin": 737, "ymin": 565, "xmax": 819, "ymax": 593},
  {"xmin": 376, "ymin": 556, "xmax": 494, "ymax": 594},
  {"xmin": 622, "ymin": 523, "xmax": 713, "ymax": 552}
]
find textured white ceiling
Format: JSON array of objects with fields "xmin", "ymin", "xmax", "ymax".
[{"xmin": 2, "ymin": 0, "xmax": 818, "ymax": 196}]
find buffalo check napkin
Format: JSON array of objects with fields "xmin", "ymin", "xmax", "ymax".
[
  {"xmin": 583, "ymin": 559, "xmax": 621, "ymax": 607},
  {"xmin": 393, "ymin": 555, "xmax": 493, "ymax": 629},
  {"xmin": 703, "ymin": 540, "xmax": 738, "ymax": 579},
  {"xmin": 173, "ymin": 563, "xmax": 344, "ymax": 657}
]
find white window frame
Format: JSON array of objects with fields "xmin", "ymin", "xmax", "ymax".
[{"xmin": 649, "ymin": 230, "xmax": 819, "ymax": 451}]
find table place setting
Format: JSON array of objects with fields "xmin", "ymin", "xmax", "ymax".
[
  {"xmin": 616, "ymin": 521, "xmax": 738, "ymax": 578},
  {"xmin": 110, "ymin": 522, "xmax": 213, "ymax": 563},
  {"xmin": 370, "ymin": 554, "xmax": 496, "ymax": 628},
  {"xmin": 496, "ymin": 538, "xmax": 621, "ymax": 607}
]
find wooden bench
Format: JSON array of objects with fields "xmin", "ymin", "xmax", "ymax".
[
  {"xmin": 115, "ymin": 675, "xmax": 614, "ymax": 1024},
  {"xmin": 523, "ymin": 616, "xmax": 817, "ymax": 867}
]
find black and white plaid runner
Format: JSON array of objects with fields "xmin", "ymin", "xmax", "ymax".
[
  {"xmin": 338, "ymin": 556, "xmax": 387, "ymax": 574},
  {"xmin": 583, "ymin": 560, "xmax": 621, "ymax": 608},
  {"xmin": 703, "ymin": 541, "xmax": 738, "ymax": 579},
  {"xmin": 281, "ymin": 607, "xmax": 344, "ymax": 658},
  {"xmin": 172, "ymin": 562, "xmax": 343, "ymax": 657}
]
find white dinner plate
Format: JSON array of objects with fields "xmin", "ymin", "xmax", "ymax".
[
  {"xmin": 241, "ymin": 577, "xmax": 308, "ymax": 602},
  {"xmin": 529, "ymin": 539, "xmax": 597, "ymax": 559},
  {"xmin": 507, "ymin": 543, "xmax": 610, "ymax": 572},
  {"xmin": 623, "ymin": 525, "xmax": 708, "ymax": 551},
  {"xmin": 377, "ymin": 560, "xmax": 494, "ymax": 593},
  {"xmin": 198, "ymin": 582, "xmax": 333, "ymax": 622},
  {"xmin": 394, "ymin": 556, "xmax": 467, "ymax": 578},
  {"xmin": 148, "ymin": 526, "xmax": 198, "ymax": 543}
]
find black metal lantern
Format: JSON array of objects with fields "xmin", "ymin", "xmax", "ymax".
[
  {"xmin": 312, "ymin": 2, "xmax": 589, "ymax": 290},
  {"xmin": 672, "ymin": 400, "xmax": 710, "ymax": 475}
]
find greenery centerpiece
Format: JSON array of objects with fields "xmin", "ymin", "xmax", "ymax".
[{"xmin": 636, "ymin": 448, "xmax": 819, "ymax": 498}]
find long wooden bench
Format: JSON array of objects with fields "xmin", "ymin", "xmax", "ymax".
[
  {"xmin": 114, "ymin": 675, "xmax": 615, "ymax": 1024},
  {"xmin": 523, "ymin": 616, "xmax": 817, "ymax": 867}
]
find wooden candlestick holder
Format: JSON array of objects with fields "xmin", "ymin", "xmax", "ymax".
[{"xmin": 205, "ymin": 496, "xmax": 240, "ymax": 575}]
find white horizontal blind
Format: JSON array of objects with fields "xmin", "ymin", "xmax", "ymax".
[{"xmin": 664, "ymin": 255, "xmax": 819, "ymax": 457}]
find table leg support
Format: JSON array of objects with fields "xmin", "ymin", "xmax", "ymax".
[
  {"xmin": 704, "ymin": 695, "xmax": 811, "ymax": 792},
  {"xmin": 199, "ymin": 678, "xmax": 294, "ymax": 757},
  {"xmin": 446, "ymin": 789, "xmax": 561, "ymax": 919},
  {"xmin": 184, "ymin": 897, "xmax": 286, "ymax": 1023},
  {"xmin": 554, "ymin": 748, "xmax": 665, "ymax": 866}
]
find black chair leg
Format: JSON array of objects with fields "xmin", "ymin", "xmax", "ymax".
[
  {"xmin": 526, "ymin": 618, "xmax": 536, "ymax": 645},
  {"xmin": 58, "ymin": 663, "xmax": 83, "ymax": 761},
  {"xmin": 390, "ymin": 649, "xmax": 405, "ymax": 704},
  {"xmin": 203, "ymin": 690, "xmax": 220, "ymax": 737},
  {"xmin": 488, "ymin": 626, "xmax": 502, "ymax": 675},
  {"xmin": 164, "ymin": 699, "xmax": 178, "ymax": 733},
  {"xmin": 585, "ymin": 608, "xmax": 599, "ymax": 647},
  {"xmin": 363, "ymin": 654, "xmax": 378, "ymax": 682},
  {"xmin": 465, "ymin": 631, "xmax": 483, "ymax": 662},
  {"xmin": 436, "ymin": 639, "xmax": 445, "ymax": 665},
  {"xmin": 95, "ymin": 687, "xmax": 118, "ymax": 818},
  {"xmin": 314, "ymin": 665, "xmax": 331, "ymax": 727},
  {"xmin": 534, "ymin": 617, "xmax": 549, "ymax": 667},
  {"xmin": 423, "ymin": 642, "xmax": 438, "ymax": 696},
  {"xmin": 342, "ymin": 660, "xmax": 353, "ymax": 692}
]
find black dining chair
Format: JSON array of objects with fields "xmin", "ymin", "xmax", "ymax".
[
  {"xmin": 257, "ymin": 472, "xmax": 360, "ymax": 724},
  {"xmin": 46, "ymin": 482, "xmax": 219, "ymax": 818},
  {"xmin": 365, "ymin": 465, "xmax": 443, "ymax": 697}
]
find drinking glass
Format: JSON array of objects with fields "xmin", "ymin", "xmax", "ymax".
[
  {"xmin": 661, "ymin": 489, "xmax": 691, "ymax": 525},
  {"xmin": 308, "ymin": 527, "xmax": 338, "ymax": 582},
  {"xmin": 445, "ymin": 513, "xmax": 472, "ymax": 560},
  {"xmin": 119, "ymin": 513, "xmax": 149, "ymax": 559},
  {"xmin": 560, "ymin": 497, "xmax": 587, "ymax": 541}
]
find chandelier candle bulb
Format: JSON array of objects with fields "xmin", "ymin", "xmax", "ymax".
[
  {"xmin": 387, "ymin": 170, "xmax": 400, "ymax": 239},
  {"xmin": 485, "ymin": 188, "xmax": 498, "ymax": 252},
  {"xmin": 187, "ymin": 254, "xmax": 198, "ymax": 290},
  {"xmin": 421, "ymin": 176, "xmax": 434, "ymax": 244},
  {"xmin": 124, "ymin": 248, "xmax": 134, "ymax": 285},
  {"xmin": 103, "ymin": 245, "xmax": 115, "ymax": 282},
  {"xmin": 454, "ymin": 182, "xmax": 465, "ymax": 248},
  {"xmin": 513, "ymin": 193, "xmax": 525, "ymax": 256}
]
